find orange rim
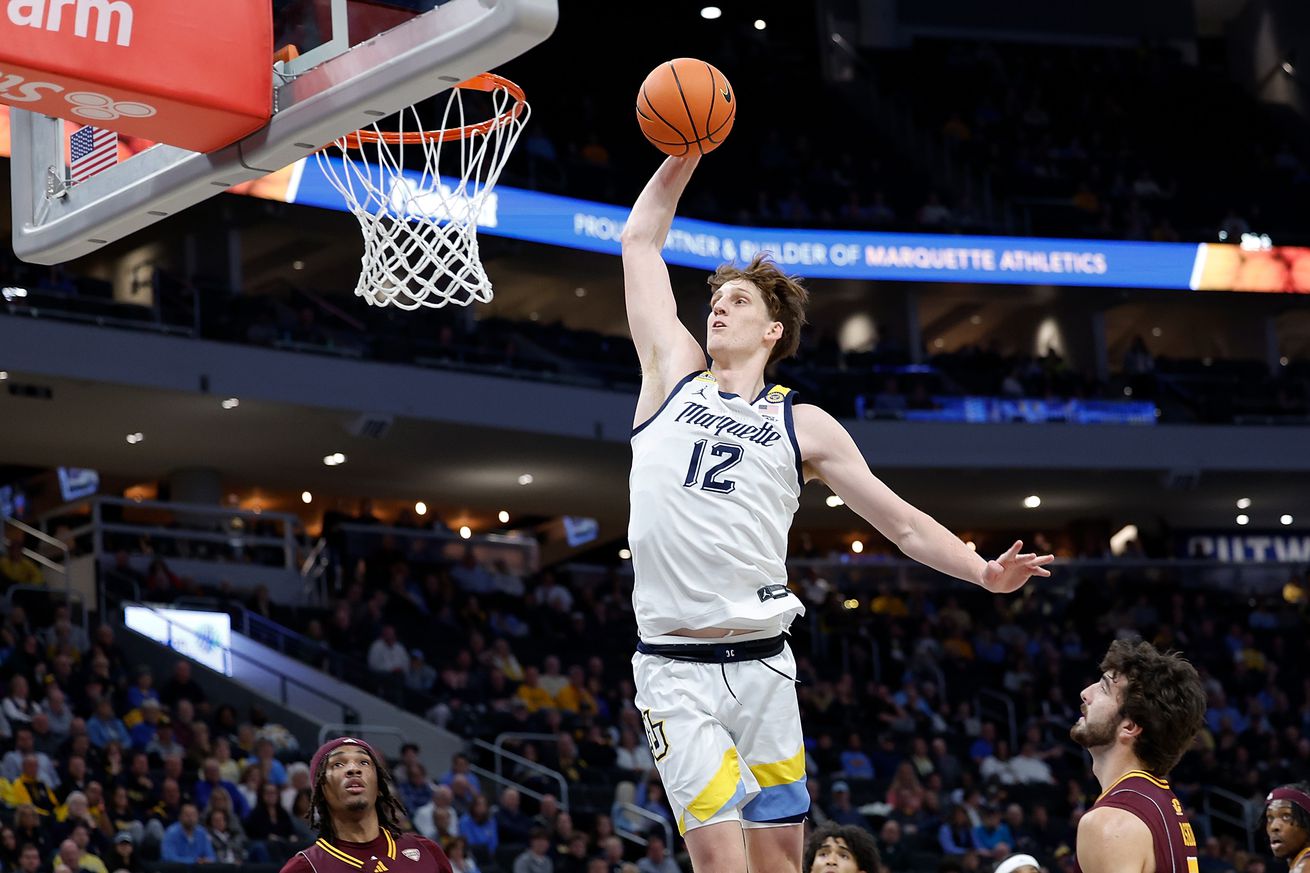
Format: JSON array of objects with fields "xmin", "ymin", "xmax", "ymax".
[{"xmin": 340, "ymin": 73, "xmax": 526, "ymax": 148}]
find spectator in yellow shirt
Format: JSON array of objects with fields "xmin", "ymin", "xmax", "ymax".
[
  {"xmin": 0, "ymin": 539, "xmax": 42, "ymax": 590},
  {"xmin": 515, "ymin": 666, "xmax": 555, "ymax": 713},
  {"xmin": 554, "ymin": 666, "xmax": 597, "ymax": 716}
]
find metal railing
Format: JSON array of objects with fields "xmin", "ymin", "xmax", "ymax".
[
  {"xmin": 977, "ymin": 688, "xmax": 1018, "ymax": 751},
  {"xmin": 1202, "ymin": 785, "xmax": 1261, "ymax": 854},
  {"xmin": 613, "ymin": 801, "xmax": 674, "ymax": 852},
  {"xmin": 125, "ymin": 602, "xmax": 358, "ymax": 725},
  {"xmin": 473, "ymin": 736, "xmax": 569, "ymax": 811},
  {"xmin": 2, "ymin": 515, "xmax": 72, "ymax": 599},
  {"xmin": 41, "ymin": 496, "xmax": 301, "ymax": 571},
  {"xmin": 317, "ymin": 723, "xmax": 405, "ymax": 747}
]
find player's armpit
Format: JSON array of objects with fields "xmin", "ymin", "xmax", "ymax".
[{"xmin": 1075, "ymin": 806, "xmax": 1153, "ymax": 873}]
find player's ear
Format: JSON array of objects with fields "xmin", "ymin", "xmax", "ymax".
[
  {"xmin": 766, "ymin": 321, "xmax": 783, "ymax": 341},
  {"xmin": 1119, "ymin": 716, "xmax": 1142, "ymax": 740}
]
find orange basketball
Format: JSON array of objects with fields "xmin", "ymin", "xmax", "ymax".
[{"xmin": 636, "ymin": 58, "xmax": 736, "ymax": 157}]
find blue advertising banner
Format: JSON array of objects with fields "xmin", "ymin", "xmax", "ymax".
[{"xmin": 285, "ymin": 157, "xmax": 1204, "ymax": 289}]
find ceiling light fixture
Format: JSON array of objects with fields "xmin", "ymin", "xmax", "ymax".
[
  {"xmin": 301, "ymin": 491, "xmax": 313, "ymax": 504},
  {"xmin": 125, "ymin": 432, "xmax": 144, "ymax": 444},
  {"xmin": 459, "ymin": 525, "xmax": 472, "ymax": 539},
  {"xmin": 825, "ymin": 495, "xmax": 844, "ymax": 508},
  {"xmin": 1236, "ymin": 514, "xmax": 1250, "ymax": 525},
  {"xmin": 700, "ymin": 6, "xmax": 722, "ymax": 19},
  {"xmin": 517, "ymin": 473, "xmax": 534, "ymax": 486},
  {"xmin": 323, "ymin": 453, "xmax": 346, "ymax": 466},
  {"xmin": 221, "ymin": 397, "xmax": 239, "ymax": 409},
  {"xmin": 498, "ymin": 510, "xmax": 510, "ymax": 524},
  {"xmin": 619, "ymin": 548, "xmax": 632, "ymax": 560},
  {"xmin": 851, "ymin": 540, "xmax": 864, "ymax": 554},
  {"xmin": 1236, "ymin": 497, "xmax": 1251, "ymax": 509},
  {"xmin": 1023, "ymin": 495, "xmax": 1041, "ymax": 509},
  {"xmin": 415, "ymin": 501, "xmax": 427, "ymax": 516},
  {"xmin": 754, "ymin": 18, "xmax": 766, "ymax": 30},
  {"xmin": 1281, "ymin": 514, "xmax": 1294, "ymax": 525}
]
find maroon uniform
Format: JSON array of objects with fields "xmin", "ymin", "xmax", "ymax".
[
  {"xmin": 280, "ymin": 831, "xmax": 452, "ymax": 873},
  {"xmin": 1075, "ymin": 770, "xmax": 1199, "ymax": 873}
]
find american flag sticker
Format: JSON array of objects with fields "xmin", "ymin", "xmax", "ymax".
[{"xmin": 69, "ymin": 125, "xmax": 117, "ymax": 182}]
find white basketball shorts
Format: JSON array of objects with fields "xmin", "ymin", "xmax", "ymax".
[{"xmin": 632, "ymin": 636, "xmax": 808, "ymax": 834}]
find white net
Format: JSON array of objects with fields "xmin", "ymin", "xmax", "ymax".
[{"xmin": 316, "ymin": 77, "xmax": 529, "ymax": 309}]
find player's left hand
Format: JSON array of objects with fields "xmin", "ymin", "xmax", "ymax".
[{"xmin": 981, "ymin": 539, "xmax": 1054, "ymax": 593}]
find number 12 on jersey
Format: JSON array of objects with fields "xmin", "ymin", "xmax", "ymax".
[{"xmin": 683, "ymin": 440, "xmax": 744, "ymax": 493}]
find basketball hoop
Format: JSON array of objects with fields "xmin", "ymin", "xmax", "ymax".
[{"xmin": 316, "ymin": 73, "xmax": 529, "ymax": 309}]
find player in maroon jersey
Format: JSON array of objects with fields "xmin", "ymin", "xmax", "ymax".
[
  {"xmin": 1265, "ymin": 783, "xmax": 1310, "ymax": 873},
  {"xmin": 1069, "ymin": 639, "xmax": 1206, "ymax": 873},
  {"xmin": 280, "ymin": 737, "xmax": 453, "ymax": 873}
]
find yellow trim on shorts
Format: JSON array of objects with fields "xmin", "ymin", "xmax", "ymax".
[
  {"xmin": 684, "ymin": 748, "xmax": 742, "ymax": 826},
  {"xmin": 748, "ymin": 747, "xmax": 805, "ymax": 787}
]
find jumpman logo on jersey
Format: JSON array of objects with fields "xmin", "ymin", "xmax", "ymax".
[{"xmin": 692, "ymin": 385, "xmax": 708, "ymax": 398}]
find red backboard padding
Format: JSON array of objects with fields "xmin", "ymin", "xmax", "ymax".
[{"xmin": 0, "ymin": 0, "xmax": 272, "ymax": 153}]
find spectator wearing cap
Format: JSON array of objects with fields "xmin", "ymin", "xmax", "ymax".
[
  {"xmin": 405, "ymin": 649, "xmax": 437, "ymax": 694},
  {"xmin": 3, "ymin": 727, "xmax": 59, "ymax": 787},
  {"xmin": 972, "ymin": 805, "xmax": 1014, "ymax": 860},
  {"xmin": 110, "ymin": 831, "xmax": 145, "ymax": 873},
  {"xmin": 144, "ymin": 718, "xmax": 185, "ymax": 764},
  {"xmin": 127, "ymin": 700, "xmax": 162, "ymax": 751},
  {"xmin": 828, "ymin": 781, "xmax": 867, "ymax": 829},
  {"xmin": 160, "ymin": 802, "xmax": 215, "ymax": 864}
]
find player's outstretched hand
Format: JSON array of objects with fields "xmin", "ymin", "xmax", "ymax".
[{"xmin": 981, "ymin": 539, "xmax": 1054, "ymax": 593}]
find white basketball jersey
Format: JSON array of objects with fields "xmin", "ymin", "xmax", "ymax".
[{"xmin": 629, "ymin": 370, "xmax": 806, "ymax": 639}]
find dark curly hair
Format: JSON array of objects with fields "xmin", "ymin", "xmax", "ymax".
[
  {"xmin": 1267, "ymin": 781, "xmax": 1310, "ymax": 833},
  {"xmin": 803, "ymin": 824, "xmax": 881, "ymax": 873},
  {"xmin": 305, "ymin": 745, "xmax": 407, "ymax": 840},
  {"xmin": 1101, "ymin": 637, "xmax": 1206, "ymax": 775}
]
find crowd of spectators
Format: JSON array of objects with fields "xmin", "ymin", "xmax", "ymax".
[
  {"xmin": 126, "ymin": 518, "xmax": 1309, "ymax": 873},
  {"xmin": 0, "ymin": 591, "xmax": 331, "ymax": 872}
]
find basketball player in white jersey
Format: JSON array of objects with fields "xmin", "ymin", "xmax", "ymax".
[{"xmin": 621, "ymin": 154, "xmax": 1053, "ymax": 873}]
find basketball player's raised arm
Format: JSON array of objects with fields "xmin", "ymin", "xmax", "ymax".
[
  {"xmin": 794, "ymin": 404, "xmax": 1053, "ymax": 593},
  {"xmin": 1075, "ymin": 807, "xmax": 1153, "ymax": 873},
  {"xmin": 621, "ymin": 156, "xmax": 708, "ymax": 408}
]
